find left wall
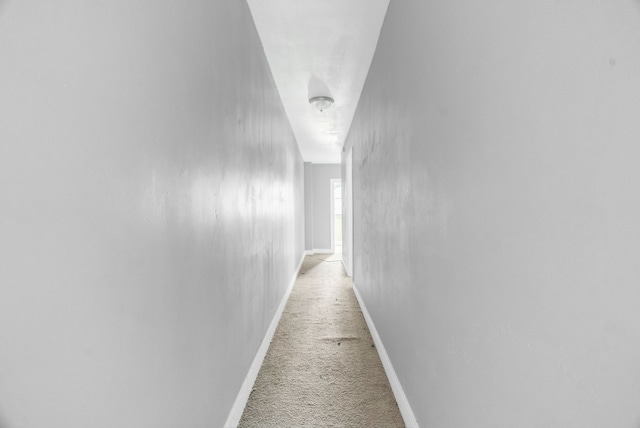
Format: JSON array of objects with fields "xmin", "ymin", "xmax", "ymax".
[{"xmin": 0, "ymin": 1, "xmax": 303, "ymax": 427}]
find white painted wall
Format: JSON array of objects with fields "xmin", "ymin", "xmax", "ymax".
[
  {"xmin": 309, "ymin": 164, "xmax": 341, "ymax": 252},
  {"xmin": 341, "ymin": 149, "xmax": 354, "ymax": 276},
  {"xmin": 304, "ymin": 162, "xmax": 314, "ymax": 251},
  {"xmin": 0, "ymin": 1, "xmax": 303, "ymax": 427},
  {"xmin": 346, "ymin": 1, "xmax": 640, "ymax": 427}
]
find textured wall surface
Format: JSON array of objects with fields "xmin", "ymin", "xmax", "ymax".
[
  {"xmin": 341, "ymin": 149, "xmax": 353, "ymax": 276},
  {"xmin": 304, "ymin": 162, "xmax": 314, "ymax": 251},
  {"xmin": 0, "ymin": 1, "xmax": 303, "ymax": 427},
  {"xmin": 311, "ymin": 164, "xmax": 341, "ymax": 251},
  {"xmin": 346, "ymin": 1, "xmax": 640, "ymax": 426}
]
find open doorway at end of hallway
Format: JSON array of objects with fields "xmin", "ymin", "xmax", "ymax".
[{"xmin": 330, "ymin": 178, "xmax": 342, "ymax": 260}]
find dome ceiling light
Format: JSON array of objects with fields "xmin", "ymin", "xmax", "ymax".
[{"xmin": 308, "ymin": 96, "xmax": 334, "ymax": 112}]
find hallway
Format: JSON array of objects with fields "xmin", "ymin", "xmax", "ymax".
[
  {"xmin": 2, "ymin": 0, "xmax": 640, "ymax": 427},
  {"xmin": 238, "ymin": 255, "xmax": 403, "ymax": 427}
]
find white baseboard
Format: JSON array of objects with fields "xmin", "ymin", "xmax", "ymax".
[
  {"xmin": 341, "ymin": 259, "xmax": 352, "ymax": 277},
  {"xmin": 352, "ymin": 282, "xmax": 419, "ymax": 428},
  {"xmin": 312, "ymin": 248, "xmax": 333, "ymax": 254},
  {"xmin": 224, "ymin": 252, "xmax": 305, "ymax": 428},
  {"xmin": 304, "ymin": 248, "xmax": 334, "ymax": 255}
]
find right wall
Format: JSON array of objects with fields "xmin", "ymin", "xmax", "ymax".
[{"xmin": 345, "ymin": 1, "xmax": 640, "ymax": 426}]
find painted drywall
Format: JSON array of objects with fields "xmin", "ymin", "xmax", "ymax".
[
  {"xmin": 246, "ymin": 0, "xmax": 390, "ymax": 163},
  {"xmin": 0, "ymin": 1, "xmax": 303, "ymax": 427},
  {"xmin": 309, "ymin": 164, "xmax": 341, "ymax": 251},
  {"xmin": 345, "ymin": 1, "xmax": 640, "ymax": 427},
  {"xmin": 304, "ymin": 162, "xmax": 314, "ymax": 251},
  {"xmin": 341, "ymin": 149, "xmax": 354, "ymax": 276}
]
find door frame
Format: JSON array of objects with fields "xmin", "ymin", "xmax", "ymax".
[{"xmin": 329, "ymin": 178, "xmax": 341, "ymax": 253}]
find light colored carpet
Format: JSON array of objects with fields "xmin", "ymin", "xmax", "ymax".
[{"xmin": 238, "ymin": 255, "xmax": 405, "ymax": 427}]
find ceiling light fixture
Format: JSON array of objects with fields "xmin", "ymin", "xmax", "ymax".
[{"xmin": 308, "ymin": 96, "xmax": 334, "ymax": 112}]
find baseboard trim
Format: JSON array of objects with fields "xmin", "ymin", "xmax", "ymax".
[
  {"xmin": 341, "ymin": 259, "xmax": 351, "ymax": 277},
  {"xmin": 224, "ymin": 252, "xmax": 305, "ymax": 428},
  {"xmin": 312, "ymin": 248, "xmax": 333, "ymax": 254},
  {"xmin": 352, "ymin": 282, "xmax": 419, "ymax": 428},
  {"xmin": 304, "ymin": 248, "xmax": 334, "ymax": 255}
]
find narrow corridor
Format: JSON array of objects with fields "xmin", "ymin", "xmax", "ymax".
[{"xmin": 238, "ymin": 255, "xmax": 404, "ymax": 427}]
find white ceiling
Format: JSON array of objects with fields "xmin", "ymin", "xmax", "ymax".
[{"xmin": 247, "ymin": 0, "xmax": 390, "ymax": 164}]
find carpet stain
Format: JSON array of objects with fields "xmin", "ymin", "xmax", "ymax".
[{"xmin": 320, "ymin": 336, "xmax": 360, "ymax": 342}]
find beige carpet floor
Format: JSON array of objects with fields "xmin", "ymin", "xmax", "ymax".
[{"xmin": 238, "ymin": 255, "xmax": 405, "ymax": 427}]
